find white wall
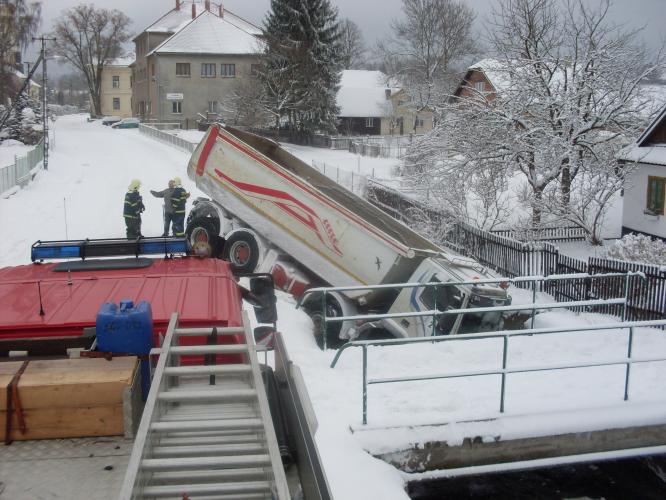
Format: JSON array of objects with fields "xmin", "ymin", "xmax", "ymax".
[{"xmin": 623, "ymin": 162, "xmax": 666, "ymax": 238}]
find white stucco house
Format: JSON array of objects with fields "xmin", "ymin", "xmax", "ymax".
[{"xmin": 618, "ymin": 105, "xmax": 666, "ymax": 240}]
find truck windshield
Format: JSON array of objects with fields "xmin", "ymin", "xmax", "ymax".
[{"xmin": 419, "ymin": 279, "xmax": 503, "ymax": 334}]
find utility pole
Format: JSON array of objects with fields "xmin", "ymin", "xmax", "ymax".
[{"xmin": 32, "ymin": 36, "xmax": 56, "ymax": 170}]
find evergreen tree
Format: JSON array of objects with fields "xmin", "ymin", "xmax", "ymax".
[
  {"xmin": 262, "ymin": 0, "xmax": 343, "ymax": 138},
  {"xmin": 5, "ymin": 90, "xmax": 30, "ymax": 141}
]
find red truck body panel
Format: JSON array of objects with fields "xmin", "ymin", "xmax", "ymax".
[{"xmin": 0, "ymin": 258, "xmax": 244, "ymax": 358}]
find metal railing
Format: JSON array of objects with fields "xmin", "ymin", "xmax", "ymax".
[
  {"xmin": 330, "ymin": 318, "xmax": 666, "ymax": 425},
  {"xmin": 139, "ymin": 123, "xmax": 196, "ymax": 153},
  {"xmin": 299, "ymin": 271, "xmax": 645, "ymax": 350},
  {"xmin": 0, "ymin": 140, "xmax": 44, "ymax": 196}
]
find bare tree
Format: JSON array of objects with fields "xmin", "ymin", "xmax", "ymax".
[
  {"xmin": 0, "ymin": 1, "xmax": 41, "ymax": 104},
  {"xmin": 51, "ymin": 4, "xmax": 131, "ymax": 117},
  {"xmin": 377, "ymin": 0, "xmax": 476, "ymax": 117},
  {"xmin": 339, "ymin": 18, "xmax": 365, "ymax": 69}
]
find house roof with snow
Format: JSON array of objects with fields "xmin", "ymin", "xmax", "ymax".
[
  {"xmin": 106, "ymin": 54, "xmax": 135, "ymax": 67},
  {"xmin": 617, "ymin": 104, "xmax": 666, "ymax": 166},
  {"xmin": 136, "ymin": 0, "xmax": 261, "ymax": 40},
  {"xmin": 149, "ymin": 10, "xmax": 262, "ymax": 56},
  {"xmin": 336, "ymin": 70, "xmax": 395, "ymax": 118}
]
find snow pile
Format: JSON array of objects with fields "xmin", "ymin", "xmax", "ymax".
[{"xmin": 601, "ymin": 233, "xmax": 666, "ymax": 266}]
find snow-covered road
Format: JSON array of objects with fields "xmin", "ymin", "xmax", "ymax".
[{"xmin": 0, "ymin": 115, "xmax": 203, "ymax": 268}]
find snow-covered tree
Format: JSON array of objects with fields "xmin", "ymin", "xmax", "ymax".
[
  {"xmin": 377, "ymin": 0, "xmax": 476, "ymax": 115},
  {"xmin": 0, "ymin": 0, "xmax": 41, "ymax": 105},
  {"xmin": 261, "ymin": 0, "xmax": 343, "ymax": 137},
  {"xmin": 406, "ymin": 0, "xmax": 662, "ymax": 241}
]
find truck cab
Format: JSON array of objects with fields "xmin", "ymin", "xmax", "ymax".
[{"xmin": 379, "ymin": 258, "xmax": 511, "ymax": 339}]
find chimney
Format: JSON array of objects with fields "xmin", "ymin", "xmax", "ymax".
[
  {"xmin": 205, "ymin": 0, "xmax": 210, "ymax": 11},
  {"xmin": 192, "ymin": 3, "xmax": 196, "ymax": 18},
  {"xmin": 219, "ymin": 4, "xmax": 224, "ymax": 17},
  {"xmin": 175, "ymin": 0, "xmax": 180, "ymax": 11}
]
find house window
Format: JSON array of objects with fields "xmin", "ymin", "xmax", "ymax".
[
  {"xmin": 646, "ymin": 176, "xmax": 666, "ymax": 215},
  {"xmin": 415, "ymin": 116, "xmax": 424, "ymax": 127},
  {"xmin": 208, "ymin": 101, "xmax": 218, "ymax": 113},
  {"xmin": 474, "ymin": 81, "xmax": 485, "ymax": 92},
  {"xmin": 201, "ymin": 63, "xmax": 216, "ymax": 77},
  {"xmin": 250, "ymin": 64, "xmax": 261, "ymax": 77},
  {"xmin": 151, "ymin": 64, "xmax": 155, "ymax": 76},
  {"xmin": 365, "ymin": 117, "xmax": 375, "ymax": 127},
  {"xmin": 113, "ymin": 97, "xmax": 120, "ymax": 110},
  {"xmin": 112, "ymin": 75, "xmax": 120, "ymax": 88},
  {"xmin": 172, "ymin": 101, "xmax": 182, "ymax": 114},
  {"xmin": 220, "ymin": 64, "xmax": 235, "ymax": 77},
  {"xmin": 176, "ymin": 63, "xmax": 190, "ymax": 77}
]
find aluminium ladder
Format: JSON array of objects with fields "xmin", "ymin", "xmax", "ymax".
[{"xmin": 119, "ymin": 312, "xmax": 290, "ymax": 499}]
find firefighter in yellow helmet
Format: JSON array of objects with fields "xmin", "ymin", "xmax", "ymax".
[
  {"xmin": 170, "ymin": 177, "xmax": 190, "ymax": 237},
  {"xmin": 123, "ymin": 179, "xmax": 145, "ymax": 239}
]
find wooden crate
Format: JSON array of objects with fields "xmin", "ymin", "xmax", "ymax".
[{"xmin": 0, "ymin": 357, "xmax": 141, "ymax": 441}]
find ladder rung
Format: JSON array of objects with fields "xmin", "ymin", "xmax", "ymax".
[
  {"xmin": 158, "ymin": 388, "xmax": 256, "ymax": 402},
  {"xmin": 158, "ymin": 434, "xmax": 262, "ymax": 446},
  {"xmin": 164, "ymin": 364, "xmax": 252, "ymax": 376},
  {"xmin": 152, "ymin": 443, "xmax": 266, "ymax": 458},
  {"xmin": 150, "ymin": 418, "xmax": 264, "ymax": 433},
  {"xmin": 150, "ymin": 467, "xmax": 271, "ymax": 484},
  {"xmin": 142, "ymin": 480, "xmax": 273, "ymax": 498},
  {"xmin": 174, "ymin": 327, "xmax": 245, "ymax": 336},
  {"xmin": 170, "ymin": 344, "xmax": 248, "ymax": 355},
  {"xmin": 141, "ymin": 454, "xmax": 271, "ymax": 471}
]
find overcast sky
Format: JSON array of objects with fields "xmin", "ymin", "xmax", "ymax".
[{"xmin": 34, "ymin": 0, "xmax": 665, "ymax": 72}]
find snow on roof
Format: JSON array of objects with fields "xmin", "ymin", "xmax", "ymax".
[
  {"xmin": 617, "ymin": 144, "xmax": 666, "ymax": 166},
  {"xmin": 107, "ymin": 53, "xmax": 135, "ymax": 67},
  {"xmin": 337, "ymin": 70, "xmax": 393, "ymax": 118},
  {"xmin": 150, "ymin": 10, "xmax": 262, "ymax": 55},
  {"xmin": 144, "ymin": 1, "xmax": 261, "ymax": 36},
  {"xmin": 469, "ymin": 58, "xmax": 513, "ymax": 92}
]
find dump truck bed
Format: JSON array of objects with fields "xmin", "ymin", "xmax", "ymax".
[{"xmin": 188, "ymin": 125, "xmax": 442, "ymax": 289}]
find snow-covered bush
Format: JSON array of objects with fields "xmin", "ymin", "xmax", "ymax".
[{"xmin": 601, "ymin": 234, "xmax": 666, "ymax": 266}]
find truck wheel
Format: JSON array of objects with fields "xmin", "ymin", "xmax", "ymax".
[
  {"xmin": 186, "ymin": 218, "xmax": 220, "ymax": 258},
  {"xmin": 303, "ymin": 295, "xmax": 344, "ymax": 350},
  {"xmin": 223, "ymin": 231, "xmax": 260, "ymax": 273}
]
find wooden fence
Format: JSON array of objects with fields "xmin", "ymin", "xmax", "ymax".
[{"xmin": 491, "ymin": 226, "xmax": 587, "ymax": 242}]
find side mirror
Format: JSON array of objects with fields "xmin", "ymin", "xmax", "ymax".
[{"xmin": 248, "ymin": 274, "xmax": 278, "ymax": 324}]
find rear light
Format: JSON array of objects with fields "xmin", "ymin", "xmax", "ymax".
[{"xmin": 499, "ymin": 281, "xmax": 510, "ymax": 290}]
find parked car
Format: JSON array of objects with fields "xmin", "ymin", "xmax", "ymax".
[
  {"xmin": 112, "ymin": 118, "xmax": 140, "ymax": 129},
  {"xmin": 101, "ymin": 116, "xmax": 121, "ymax": 126}
]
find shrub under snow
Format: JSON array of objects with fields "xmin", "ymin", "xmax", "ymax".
[{"xmin": 602, "ymin": 234, "xmax": 666, "ymax": 266}]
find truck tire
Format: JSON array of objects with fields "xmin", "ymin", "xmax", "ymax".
[
  {"xmin": 302, "ymin": 294, "xmax": 344, "ymax": 350},
  {"xmin": 223, "ymin": 230, "xmax": 260, "ymax": 273},
  {"xmin": 186, "ymin": 218, "xmax": 221, "ymax": 258}
]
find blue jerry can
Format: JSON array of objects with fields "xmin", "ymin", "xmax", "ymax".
[{"xmin": 96, "ymin": 300, "xmax": 153, "ymax": 399}]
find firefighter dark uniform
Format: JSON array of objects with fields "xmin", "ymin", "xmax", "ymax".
[
  {"xmin": 171, "ymin": 177, "xmax": 190, "ymax": 237},
  {"xmin": 124, "ymin": 179, "xmax": 145, "ymax": 239}
]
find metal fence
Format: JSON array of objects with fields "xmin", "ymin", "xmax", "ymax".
[
  {"xmin": 310, "ymin": 159, "xmax": 371, "ymax": 195},
  {"xmin": 139, "ymin": 123, "xmax": 196, "ymax": 153},
  {"xmin": 330, "ymin": 318, "xmax": 666, "ymax": 425},
  {"xmin": 0, "ymin": 140, "xmax": 44, "ymax": 196}
]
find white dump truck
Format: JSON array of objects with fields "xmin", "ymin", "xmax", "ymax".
[{"xmin": 186, "ymin": 125, "xmax": 510, "ymax": 343}]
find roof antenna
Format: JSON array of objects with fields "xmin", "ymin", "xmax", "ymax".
[
  {"xmin": 64, "ymin": 197, "xmax": 73, "ymax": 286},
  {"xmin": 37, "ymin": 280, "xmax": 45, "ymax": 316}
]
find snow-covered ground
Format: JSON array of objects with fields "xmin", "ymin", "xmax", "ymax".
[{"xmin": 3, "ymin": 115, "xmax": 666, "ymax": 500}]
